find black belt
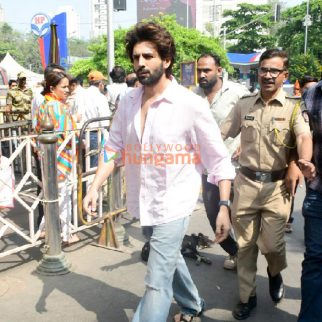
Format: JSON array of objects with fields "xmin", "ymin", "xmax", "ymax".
[{"xmin": 240, "ymin": 167, "xmax": 286, "ymax": 183}]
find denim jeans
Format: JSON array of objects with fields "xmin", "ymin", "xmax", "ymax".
[
  {"xmin": 132, "ymin": 216, "xmax": 204, "ymax": 322},
  {"xmin": 89, "ymin": 131, "xmax": 98, "ymax": 168},
  {"xmin": 202, "ymin": 174, "xmax": 238, "ymax": 256},
  {"xmin": 298, "ymin": 189, "xmax": 322, "ymax": 322}
]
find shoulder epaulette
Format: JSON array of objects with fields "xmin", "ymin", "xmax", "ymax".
[
  {"xmin": 285, "ymin": 95, "xmax": 301, "ymax": 100},
  {"xmin": 241, "ymin": 92, "xmax": 257, "ymax": 99}
]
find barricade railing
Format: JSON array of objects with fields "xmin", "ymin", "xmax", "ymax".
[{"xmin": 0, "ymin": 119, "xmax": 125, "ymax": 258}]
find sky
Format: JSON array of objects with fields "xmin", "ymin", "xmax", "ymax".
[
  {"xmin": 0, "ymin": 0, "xmax": 305, "ymax": 39},
  {"xmin": 0, "ymin": 0, "xmax": 137, "ymax": 39}
]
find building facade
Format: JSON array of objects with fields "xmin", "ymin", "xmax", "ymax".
[{"xmin": 57, "ymin": 5, "xmax": 80, "ymax": 39}]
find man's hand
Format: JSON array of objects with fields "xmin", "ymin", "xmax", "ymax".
[
  {"xmin": 298, "ymin": 159, "xmax": 316, "ymax": 181},
  {"xmin": 231, "ymin": 146, "xmax": 241, "ymax": 162},
  {"xmin": 215, "ymin": 207, "xmax": 231, "ymax": 244},
  {"xmin": 83, "ymin": 188, "xmax": 99, "ymax": 216},
  {"xmin": 285, "ymin": 161, "xmax": 303, "ymax": 197}
]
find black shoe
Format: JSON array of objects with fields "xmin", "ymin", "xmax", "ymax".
[
  {"xmin": 232, "ymin": 295, "xmax": 257, "ymax": 320},
  {"xmin": 267, "ymin": 267, "xmax": 284, "ymax": 303}
]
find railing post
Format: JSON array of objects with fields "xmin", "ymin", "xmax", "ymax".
[{"xmin": 36, "ymin": 114, "xmax": 70, "ymax": 275}]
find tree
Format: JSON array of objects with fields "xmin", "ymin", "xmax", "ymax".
[
  {"xmin": 70, "ymin": 15, "xmax": 233, "ymax": 79},
  {"xmin": 221, "ymin": 3, "xmax": 277, "ymax": 53},
  {"xmin": 277, "ymin": 0, "xmax": 322, "ymax": 60},
  {"xmin": 289, "ymin": 53, "xmax": 321, "ymax": 83},
  {"xmin": 69, "ymin": 38, "xmax": 91, "ymax": 58}
]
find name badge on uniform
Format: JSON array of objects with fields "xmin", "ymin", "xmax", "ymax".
[
  {"xmin": 244, "ymin": 115, "xmax": 255, "ymax": 121},
  {"xmin": 272, "ymin": 117, "xmax": 286, "ymax": 121}
]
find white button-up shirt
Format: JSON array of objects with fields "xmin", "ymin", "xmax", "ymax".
[
  {"xmin": 83, "ymin": 86, "xmax": 111, "ymax": 128},
  {"xmin": 105, "ymin": 80, "xmax": 235, "ymax": 226},
  {"xmin": 193, "ymin": 80, "xmax": 249, "ymax": 156}
]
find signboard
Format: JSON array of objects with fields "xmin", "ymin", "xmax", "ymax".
[
  {"xmin": 137, "ymin": 0, "xmax": 196, "ymax": 28},
  {"xmin": 31, "ymin": 13, "xmax": 51, "ymax": 37},
  {"xmin": 180, "ymin": 61, "xmax": 196, "ymax": 87}
]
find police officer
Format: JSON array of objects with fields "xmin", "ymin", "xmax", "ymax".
[
  {"xmin": 6, "ymin": 71, "xmax": 33, "ymax": 121},
  {"xmin": 220, "ymin": 49, "xmax": 312, "ymax": 320}
]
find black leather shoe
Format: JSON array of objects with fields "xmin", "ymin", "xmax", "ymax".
[
  {"xmin": 267, "ymin": 267, "xmax": 284, "ymax": 303},
  {"xmin": 232, "ymin": 295, "xmax": 257, "ymax": 320}
]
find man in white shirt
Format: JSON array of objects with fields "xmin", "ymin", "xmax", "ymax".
[
  {"xmin": 83, "ymin": 22, "xmax": 235, "ymax": 322},
  {"xmin": 194, "ymin": 53, "xmax": 249, "ymax": 270},
  {"xmin": 66, "ymin": 76, "xmax": 87, "ymax": 127},
  {"xmin": 106, "ymin": 66, "xmax": 128, "ymax": 113},
  {"xmin": 85, "ymin": 71, "xmax": 111, "ymax": 167}
]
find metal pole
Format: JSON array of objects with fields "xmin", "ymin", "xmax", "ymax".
[
  {"xmin": 186, "ymin": 0, "xmax": 189, "ymax": 28},
  {"xmin": 36, "ymin": 114, "xmax": 70, "ymax": 275},
  {"xmin": 213, "ymin": 0, "xmax": 216, "ymax": 36},
  {"xmin": 304, "ymin": 0, "xmax": 309, "ymax": 54},
  {"xmin": 223, "ymin": 27, "xmax": 227, "ymax": 50},
  {"xmin": 107, "ymin": 0, "xmax": 114, "ymax": 83}
]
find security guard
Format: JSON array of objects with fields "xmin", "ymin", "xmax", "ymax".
[
  {"xmin": 220, "ymin": 49, "xmax": 312, "ymax": 320},
  {"xmin": 6, "ymin": 71, "xmax": 33, "ymax": 121}
]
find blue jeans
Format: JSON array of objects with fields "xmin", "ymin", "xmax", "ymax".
[
  {"xmin": 89, "ymin": 131, "xmax": 98, "ymax": 168},
  {"xmin": 132, "ymin": 217, "xmax": 204, "ymax": 322},
  {"xmin": 298, "ymin": 189, "xmax": 322, "ymax": 322}
]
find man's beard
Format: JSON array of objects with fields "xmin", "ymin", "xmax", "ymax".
[
  {"xmin": 136, "ymin": 64, "xmax": 164, "ymax": 86},
  {"xmin": 198, "ymin": 76, "xmax": 218, "ymax": 90}
]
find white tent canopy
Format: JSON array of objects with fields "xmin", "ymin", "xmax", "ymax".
[{"xmin": 0, "ymin": 52, "xmax": 43, "ymax": 86}]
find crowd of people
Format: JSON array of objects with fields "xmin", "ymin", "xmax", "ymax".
[{"xmin": 1, "ymin": 20, "xmax": 321, "ymax": 322}]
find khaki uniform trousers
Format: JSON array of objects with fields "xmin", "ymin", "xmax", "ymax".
[{"xmin": 232, "ymin": 172, "xmax": 291, "ymax": 303}]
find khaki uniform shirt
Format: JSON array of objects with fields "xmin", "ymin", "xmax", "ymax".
[
  {"xmin": 6, "ymin": 87, "xmax": 33, "ymax": 114},
  {"xmin": 221, "ymin": 89, "xmax": 310, "ymax": 172}
]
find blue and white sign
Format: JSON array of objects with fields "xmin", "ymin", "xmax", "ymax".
[{"xmin": 31, "ymin": 13, "xmax": 51, "ymax": 37}]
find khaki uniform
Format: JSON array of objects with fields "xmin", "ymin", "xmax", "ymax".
[
  {"xmin": 221, "ymin": 89, "xmax": 310, "ymax": 303},
  {"xmin": 6, "ymin": 87, "xmax": 33, "ymax": 120}
]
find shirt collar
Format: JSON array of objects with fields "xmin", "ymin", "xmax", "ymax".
[
  {"xmin": 129, "ymin": 76, "xmax": 178, "ymax": 104},
  {"xmin": 256, "ymin": 87, "xmax": 286, "ymax": 106}
]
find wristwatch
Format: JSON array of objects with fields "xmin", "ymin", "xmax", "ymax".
[{"xmin": 218, "ymin": 200, "xmax": 231, "ymax": 210}]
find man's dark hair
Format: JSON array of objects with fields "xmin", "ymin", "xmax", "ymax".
[
  {"xmin": 125, "ymin": 22, "xmax": 176, "ymax": 78},
  {"xmin": 299, "ymin": 75, "xmax": 319, "ymax": 89},
  {"xmin": 126, "ymin": 76, "xmax": 138, "ymax": 87},
  {"xmin": 259, "ymin": 49, "xmax": 289, "ymax": 69},
  {"xmin": 70, "ymin": 76, "xmax": 83, "ymax": 86},
  {"xmin": 109, "ymin": 66, "xmax": 126, "ymax": 83},
  {"xmin": 197, "ymin": 53, "xmax": 221, "ymax": 67},
  {"xmin": 44, "ymin": 63, "xmax": 65, "ymax": 79},
  {"xmin": 9, "ymin": 79, "xmax": 17, "ymax": 87}
]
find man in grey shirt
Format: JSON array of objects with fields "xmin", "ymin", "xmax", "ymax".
[{"xmin": 194, "ymin": 53, "xmax": 249, "ymax": 270}]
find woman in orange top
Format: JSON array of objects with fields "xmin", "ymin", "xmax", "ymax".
[{"xmin": 36, "ymin": 71, "xmax": 79, "ymax": 244}]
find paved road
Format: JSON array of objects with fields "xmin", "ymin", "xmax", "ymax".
[{"xmin": 0, "ymin": 188, "xmax": 306, "ymax": 322}]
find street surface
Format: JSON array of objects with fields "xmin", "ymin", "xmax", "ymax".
[{"xmin": 0, "ymin": 188, "xmax": 306, "ymax": 322}]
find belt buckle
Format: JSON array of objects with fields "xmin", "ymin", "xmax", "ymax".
[{"xmin": 255, "ymin": 171, "xmax": 271, "ymax": 182}]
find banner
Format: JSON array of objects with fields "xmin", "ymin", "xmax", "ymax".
[
  {"xmin": 42, "ymin": 12, "xmax": 68, "ymax": 69},
  {"xmin": 137, "ymin": 0, "xmax": 196, "ymax": 28}
]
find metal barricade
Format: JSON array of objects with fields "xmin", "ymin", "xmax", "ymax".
[{"xmin": 0, "ymin": 117, "xmax": 127, "ymax": 258}]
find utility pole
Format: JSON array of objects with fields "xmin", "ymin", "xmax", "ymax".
[
  {"xmin": 186, "ymin": 0, "xmax": 189, "ymax": 28},
  {"xmin": 107, "ymin": 0, "xmax": 114, "ymax": 83},
  {"xmin": 303, "ymin": 0, "xmax": 312, "ymax": 54},
  {"xmin": 223, "ymin": 26, "xmax": 227, "ymax": 51}
]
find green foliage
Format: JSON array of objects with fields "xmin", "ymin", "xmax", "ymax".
[
  {"xmin": 69, "ymin": 38, "xmax": 92, "ymax": 57},
  {"xmin": 0, "ymin": 23, "xmax": 43, "ymax": 73},
  {"xmin": 277, "ymin": 0, "xmax": 322, "ymax": 60},
  {"xmin": 221, "ymin": 3, "xmax": 277, "ymax": 53},
  {"xmin": 70, "ymin": 15, "xmax": 232, "ymax": 79},
  {"xmin": 288, "ymin": 53, "xmax": 321, "ymax": 83}
]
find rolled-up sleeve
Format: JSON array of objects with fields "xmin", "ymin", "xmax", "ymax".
[
  {"xmin": 103, "ymin": 102, "xmax": 124, "ymax": 163},
  {"xmin": 193, "ymin": 100, "xmax": 235, "ymax": 185}
]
